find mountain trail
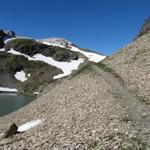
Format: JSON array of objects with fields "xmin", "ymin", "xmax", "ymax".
[{"xmin": 92, "ymin": 64, "xmax": 150, "ymax": 145}]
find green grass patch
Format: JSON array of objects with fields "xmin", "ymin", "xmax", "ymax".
[
  {"xmin": 70, "ymin": 62, "xmax": 93, "ymax": 79},
  {"xmin": 96, "ymin": 62, "xmax": 121, "ymax": 78}
]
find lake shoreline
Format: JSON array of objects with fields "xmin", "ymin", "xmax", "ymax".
[
  {"xmin": 0, "ymin": 90, "xmax": 38, "ymax": 97},
  {"xmin": 0, "ymin": 94, "xmax": 35, "ymax": 117}
]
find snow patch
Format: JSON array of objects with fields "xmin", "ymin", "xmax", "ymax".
[
  {"xmin": 0, "ymin": 48, "xmax": 5, "ymax": 52},
  {"xmin": 33, "ymin": 54, "xmax": 84, "ymax": 79},
  {"xmin": 0, "ymin": 87, "xmax": 18, "ymax": 92},
  {"xmin": 33, "ymin": 92, "xmax": 40, "ymax": 95},
  {"xmin": 14, "ymin": 70, "xmax": 28, "ymax": 82},
  {"xmin": 4, "ymin": 38, "xmax": 16, "ymax": 44},
  {"xmin": 42, "ymin": 41, "xmax": 65, "ymax": 48},
  {"xmin": 17, "ymin": 119, "xmax": 44, "ymax": 132},
  {"xmin": 27, "ymin": 73, "xmax": 31, "ymax": 77},
  {"xmin": 70, "ymin": 46, "xmax": 106, "ymax": 63}
]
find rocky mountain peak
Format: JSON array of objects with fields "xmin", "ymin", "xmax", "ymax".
[
  {"xmin": 40, "ymin": 38, "xmax": 72, "ymax": 48},
  {"xmin": 0, "ymin": 30, "xmax": 16, "ymax": 48},
  {"xmin": 0, "ymin": 30, "xmax": 16, "ymax": 38}
]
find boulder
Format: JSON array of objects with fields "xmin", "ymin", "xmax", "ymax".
[
  {"xmin": 0, "ymin": 37, "xmax": 4, "ymax": 48},
  {"xmin": 4, "ymin": 123, "xmax": 19, "ymax": 138}
]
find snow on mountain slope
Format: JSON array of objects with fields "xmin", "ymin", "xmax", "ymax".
[
  {"xmin": 4, "ymin": 38, "xmax": 16, "ymax": 44},
  {"xmin": 33, "ymin": 54, "xmax": 84, "ymax": 79},
  {"xmin": 2, "ymin": 33, "xmax": 106, "ymax": 81},
  {"xmin": 0, "ymin": 30, "xmax": 106, "ymax": 94},
  {"xmin": 70, "ymin": 46, "xmax": 106, "ymax": 63},
  {"xmin": 0, "ymin": 48, "xmax": 5, "ymax": 52},
  {"xmin": 40, "ymin": 38, "xmax": 106, "ymax": 63},
  {"xmin": 6, "ymin": 37, "xmax": 106, "ymax": 79},
  {"xmin": 8, "ymin": 49, "xmax": 84, "ymax": 79},
  {"xmin": 0, "ymin": 87, "xmax": 18, "ymax": 92}
]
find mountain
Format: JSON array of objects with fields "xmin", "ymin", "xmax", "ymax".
[
  {"xmin": 0, "ymin": 30, "xmax": 106, "ymax": 94},
  {"xmin": 0, "ymin": 17, "xmax": 150, "ymax": 149}
]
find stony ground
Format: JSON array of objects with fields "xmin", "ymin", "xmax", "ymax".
[
  {"xmin": 0, "ymin": 64, "xmax": 149, "ymax": 150},
  {"xmin": 104, "ymin": 33, "xmax": 150, "ymax": 105}
]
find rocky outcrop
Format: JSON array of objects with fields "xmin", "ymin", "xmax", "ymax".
[
  {"xmin": 0, "ymin": 30, "xmax": 16, "ymax": 48},
  {"xmin": 40, "ymin": 38, "xmax": 72, "ymax": 48},
  {"xmin": 5, "ymin": 38, "xmax": 82, "ymax": 62},
  {"xmin": 3, "ymin": 124, "xmax": 19, "ymax": 139}
]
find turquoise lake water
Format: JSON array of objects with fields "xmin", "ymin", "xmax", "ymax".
[{"xmin": 0, "ymin": 94, "xmax": 34, "ymax": 117}]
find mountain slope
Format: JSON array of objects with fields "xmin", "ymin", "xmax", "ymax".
[
  {"xmin": 0, "ymin": 63, "xmax": 149, "ymax": 149},
  {"xmin": 0, "ymin": 30, "xmax": 106, "ymax": 94},
  {"xmin": 103, "ymin": 31, "xmax": 150, "ymax": 105}
]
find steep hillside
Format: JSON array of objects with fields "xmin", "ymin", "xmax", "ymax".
[
  {"xmin": 104, "ymin": 30, "xmax": 150, "ymax": 105},
  {"xmin": 0, "ymin": 63, "xmax": 149, "ymax": 149}
]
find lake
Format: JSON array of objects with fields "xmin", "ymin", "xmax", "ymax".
[{"xmin": 0, "ymin": 94, "xmax": 34, "ymax": 117}]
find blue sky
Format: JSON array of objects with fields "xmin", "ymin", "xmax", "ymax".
[{"xmin": 0, "ymin": 0, "xmax": 150, "ymax": 55}]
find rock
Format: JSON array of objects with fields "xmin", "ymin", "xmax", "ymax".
[
  {"xmin": 0, "ymin": 30, "xmax": 16, "ymax": 48},
  {"xmin": 4, "ymin": 123, "xmax": 19, "ymax": 138},
  {"xmin": 0, "ymin": 30, "xmax": 16, "ymax": 38},
  {"xmin": 0, "ymin": 37, "xmax": 4, "ymax": 48},
  {"xmin": 63, "ymin": 145, "xmax": 70, "ymax": 150},
  {"xmin": 6, "ymin": 31, "xmax": 16, "ymax": 38}
]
